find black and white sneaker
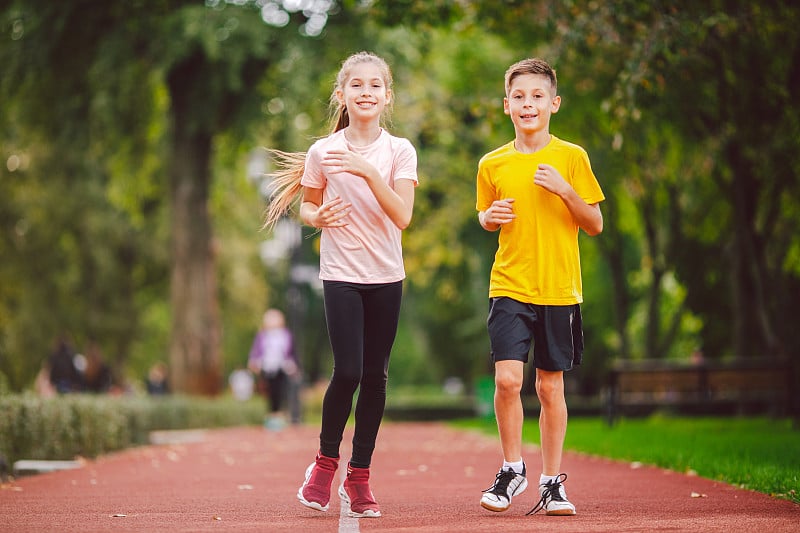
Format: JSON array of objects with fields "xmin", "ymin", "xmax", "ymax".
[
  {"xmin": 480, "ymin": 464, "xmax": 528, "ymax": 512},
  {"xmin": 527, "ymin": 473, "xmax": 576, "ymax": 516}
]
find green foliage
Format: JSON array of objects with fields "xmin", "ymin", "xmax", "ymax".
[
  {"xmin": 562, "ymin": 416, "xmax": 800, "ymax": 504},
  {"xmin": 456, "ymin": 416, "xmax": 800, "ymax": 504},
  {"xmin": 540, "ymin": 0, "xmax": 800, "ymax": 361},
  {"xmin": 397, "ymin": 27, "xmax": 518, "ymax": 385},
  {"xmin": 0, "ymin": 1, "xmax": 172, "ymax": 390},
  {"xmin": 3, "ymin": 0, "xmax": 799, "ymax": 404},
  {"xmin": 0, "ymin": 393, "xmax": 263, "ymax": 466},
  {"xmin": 0, "ymin": 0, "xmax": 337, "ymax": 392}
]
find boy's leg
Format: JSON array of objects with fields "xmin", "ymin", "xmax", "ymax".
[
  {"xmin": 535, "ymin": 369, "xmax": 567, "ymax": 475},
  {"xmin": 480, "ymin": 359, "xmax": 529, "ymax": 512},
  {"xmin": 481, "ymin": 297, "xmax": 534, "ymax": 512},
  {"xmin": 524, "ymin": 303, "xmax": 581, "ymax": 516},
  {"xmin": 495, "ymin": 360, "xmax": 525, "ymax": 463}
]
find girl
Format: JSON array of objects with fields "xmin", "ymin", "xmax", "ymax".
[
  {"xmin": 264, "ymin": 51, "xmax": 418, "ymax": 519},
  {"xmin": 247, "ymin": 308, "xmax": 297, "ymax": 430}
]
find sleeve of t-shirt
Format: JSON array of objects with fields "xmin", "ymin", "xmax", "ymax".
[
  {"xmin": 475, "ymin": 158, "xmax": 496, "ymax": 212},
  {"xmin": 300, "ymin": 142, "xmax": 326, "ymax": 189},
  {"xmin": 394, "ymin": 139, "xmax": 419, "ymax": 185},
  {"xmin": 571, "ymin": 149, "xmax": 605, "ymax": 205}
]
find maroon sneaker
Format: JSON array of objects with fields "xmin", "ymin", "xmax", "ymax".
[
  {"xmin": 297, "ymin": 452, "xmax": 339, "ymax": 511},
  {"xmin": 338, "ymin": 464, "xmax": 381, "ymax": 518}
]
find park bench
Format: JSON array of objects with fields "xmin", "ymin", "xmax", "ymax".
[{"xmin": 605, "ymin": 357, "xmax": 793, "ymax": 425}]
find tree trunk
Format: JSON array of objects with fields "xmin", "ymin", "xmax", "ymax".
[
  {"xmin": 727, "ymin": 141, "xmax": 778, "ymax": 359},
  {"xmin": 641, "ymin": 192, "xmax": 663, "ymax": 359},
  {"xmin": 165, "ymin": 55, "xmax": 222, "ymax": 395},
  {"xmin": 597, "ymin": 203, "xmax": 631, "ymax": 360}
]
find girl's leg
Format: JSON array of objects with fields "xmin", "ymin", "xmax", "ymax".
[
  {"xmin": 350, "ymin": 281, "xmax": 402, "ymax": 468},
  {"xmin": 319, "ymin": 281, "xmax": 365, "ymax": 459},
  {"xmin": 266, "ymin": 372, "xmax": 286, "ymax": 413}
]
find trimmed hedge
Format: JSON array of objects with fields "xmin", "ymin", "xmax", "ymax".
[{"xmin": 0, "ymin": 394, "xmax": 264, "ymax": 466}]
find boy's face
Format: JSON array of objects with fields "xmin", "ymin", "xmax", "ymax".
[{"xmin": 504, "ymin": 73, "xmax": 561, "ymax": 135}]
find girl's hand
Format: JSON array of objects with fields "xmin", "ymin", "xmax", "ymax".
[
  {"xmin": 321, "ymin": 149, "xmax": 375, "ymax": 181},
  {"xmin": 312, "ymin": 196, "xmax": 351, "ymax": 227}
]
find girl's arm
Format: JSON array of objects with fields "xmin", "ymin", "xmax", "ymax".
[
  {"xmin": 247, "ymin": 332, "xmax": 262, "ymax": 373},
  {"xmin": 321, "ymin": 149, "xmax": 415, "ymax": 229},
  {"xmin": 371, "ymin": 177, "xmax": 414, "ymax": 230},
  {"xmin": 300, "ymin": 187, "xmax": 351, "ymax": 228}
]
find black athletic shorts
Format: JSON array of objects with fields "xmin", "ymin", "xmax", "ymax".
[{"xmin": 487, "ymin": 296, "xmax": 584, "ymax": 371}]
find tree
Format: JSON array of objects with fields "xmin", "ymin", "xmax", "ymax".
[
  {"xmin": 547, "ymin": 0, "xmax": 800, "ymax": 360},
  {"xmin": 0, "ymin": 1, "xmax": 171, "ymax": 390},
  {"xmin": 362, "ymin": 0, "xmax": 800, "ymax": 376},
  {"xmin": 0, "ymin": 0, "xmax": 344, "ymax": 393}
]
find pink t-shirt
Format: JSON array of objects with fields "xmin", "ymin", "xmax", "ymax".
[{"xmin": 301, "ymin": 129, "xmax": 418, "ymax": 283}]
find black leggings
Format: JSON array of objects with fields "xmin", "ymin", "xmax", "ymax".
[
  {"xmin": 319, "ymin": 280, "xmax": 403, "ymax": 468},
  {"xmin": 261, "ymin": 370, "xmax": 286, "ymax": 413}
]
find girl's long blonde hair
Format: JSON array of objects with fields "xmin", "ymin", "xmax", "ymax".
[{"xmin": 261, "ymin": 51, "xmax": 394, "ymax": 229}]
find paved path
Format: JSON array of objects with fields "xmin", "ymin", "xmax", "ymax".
[{"xmin": 1, "ymin": 422, "xmax": 798, "ymax": 532}]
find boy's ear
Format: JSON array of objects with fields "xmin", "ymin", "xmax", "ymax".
[
  {"xmin": 503, "ymin": 97, "xmax": 510, "ymax": 115},
  {"xmin": 551, "ymin": 95, "xmax": 562, "ymax": 113}
]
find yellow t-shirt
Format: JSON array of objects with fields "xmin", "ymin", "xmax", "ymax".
[{"xmin": 476, "ymin": 136, "xmax": 605, "ymax": 305}]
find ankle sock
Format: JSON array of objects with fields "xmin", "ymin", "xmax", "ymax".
[{"xmin": 503, "ymin": 460, "xmax": 525, "ymax": 475}]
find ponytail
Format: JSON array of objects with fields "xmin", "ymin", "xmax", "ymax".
[
  {"xmin": 330, "ymin": 102, "xmax": 349, "ymax": 132},
  {"xmin": 261, "ymin": 107, "xmax": 349, "ymax": 230},
  {"xmin": 261, "ymin": 149, "xmax": 307, "ymax": 230}
]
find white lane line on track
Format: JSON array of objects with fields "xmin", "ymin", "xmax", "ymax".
[{"xmin": 338, "ymin": 467, "xmax": 360, "ymax": 533}]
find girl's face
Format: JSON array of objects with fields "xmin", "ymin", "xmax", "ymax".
[
  {"xmin": 336, "ymin": 62, "xmax": 391, "ymax": 124},
  {"xmin": 504, "ymin": 73, "xmax": 561, "ymax": 135},
  {"xmin": 263, "ymin": 310, "xmax": 284, "ymax": 330}
]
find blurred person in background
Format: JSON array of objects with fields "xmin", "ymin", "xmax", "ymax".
[
  {"xmin": 247, "ymin": 308, "xmax": 298, "ymax": 431},
  {"xmin": 82, "ymin": 341, "xmax": 113, "ymax": 393},
  {"xmin": 48, "ymin": 334, "xmax": 81, "ymax": 394},
  {"xmin": 145, "ymin": 361, "xmax": 170, "ymax": 395}
]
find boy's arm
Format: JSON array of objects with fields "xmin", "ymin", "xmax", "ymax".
[
  {"xmin": 561, "ymin": 193, "xmax": 603, "ymax": 236},
  {"xmin": 535, "ymin": 164, "xmax": 603, "ymax": 236},
  {"xmin": 479, "ymin": 198, "xmax": 516, "ymax": 232}
]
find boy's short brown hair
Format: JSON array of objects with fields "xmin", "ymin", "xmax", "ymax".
[{"xmin": 504, "ymin": 58, "xmax": 557, "ymax": 96}]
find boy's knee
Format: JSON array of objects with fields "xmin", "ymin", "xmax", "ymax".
[
  {"xmin": 495, "ymin": 372, "xmax": 523, "ymax": 396},
  {"xmin": 535, "ymin": 372, "xmax": 564, "ymax": 403}
]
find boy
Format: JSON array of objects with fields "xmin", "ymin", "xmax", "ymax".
[{"xmin": 476, "ymin": 58, "xmax": 604, "ymax": 516}]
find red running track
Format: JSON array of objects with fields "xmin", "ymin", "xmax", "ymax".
[{"xmin": 1, "ymin": 422, "xmax": 798, "ymax": 532}]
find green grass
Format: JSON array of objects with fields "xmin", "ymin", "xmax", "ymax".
[{"xmin": 453, "ymin": 415, "xmax": 800, "ymax": 504}]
